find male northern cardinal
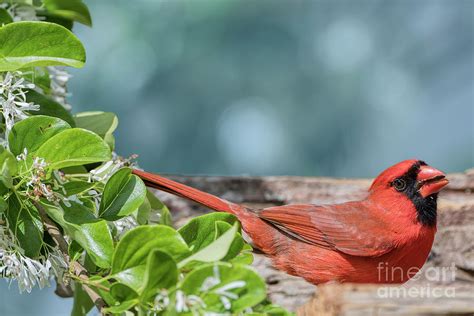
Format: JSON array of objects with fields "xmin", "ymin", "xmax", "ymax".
[{"xmin": 133, "ymin": 159, "xmax": 448, "ymax": 284}]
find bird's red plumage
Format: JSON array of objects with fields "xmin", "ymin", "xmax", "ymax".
[{"xmin": 133, "ymin": 159, "xmax": 447, "ymax": 284}]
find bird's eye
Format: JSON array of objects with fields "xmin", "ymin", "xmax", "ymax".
[{"xmin": 392, "ymin": 178, "xmax": 406, "ymax": 191}]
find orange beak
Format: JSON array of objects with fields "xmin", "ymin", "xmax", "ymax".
[{"xmin": 417, "ymin": 165, "xmax": 449, "ymax": 198}]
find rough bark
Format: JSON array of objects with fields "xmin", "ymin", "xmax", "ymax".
[{"xmin": 154, "ymin": 169, "xmax": 474, "ymax": 314}]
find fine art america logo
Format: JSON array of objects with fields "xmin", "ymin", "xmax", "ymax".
[{"xmin": 376, "ymin": 262, "xmax": 457, "ymax": 298}]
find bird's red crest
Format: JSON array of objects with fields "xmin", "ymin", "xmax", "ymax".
[{"xmin": 369, "ymin": 159, "xmax": 420, "ymax": 192}]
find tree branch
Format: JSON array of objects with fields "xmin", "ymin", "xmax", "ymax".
[{"xmin": 32, "ymin": 200, "xmax": 107, "ymax": 314}]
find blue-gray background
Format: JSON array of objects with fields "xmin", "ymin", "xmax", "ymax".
[{"xmin": 2, "ymin": 0, "xmax": 473, "ymax": 315}]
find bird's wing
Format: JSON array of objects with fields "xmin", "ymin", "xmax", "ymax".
[{"xmin": 258, "ymin": 202, "xmax": 395, "ymax": 257}]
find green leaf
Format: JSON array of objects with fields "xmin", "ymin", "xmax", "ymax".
[
  {"xmin": 74, "ymin": 111, "xmax": 118, "ymax": 139},
  {"xmin": 0, "ymin": 21, "xmax": 86, "ymax": 71},
  {"xmin": 43, "ymin": 0, "xmax": 92, "ymax": 27},
  {"xmin": 0, "ymin": 8, "xmax": 13, "ymax": 25},
  {"xmin": 112, "ymin": 265, "xmax": 146, "ymax": 295},
  {"xmin": 178, "ymin": 212, "xmax": 237, "ymax": 253},
  {"xmin": 103, "ymin": 133, "xmax": 115, "ymax": 151},
  {"xmin": 105, "ymin": 283, "xmax": 139, "ymax": 314},
  {"xmin": 8, "ymin": 115, "xmax": 71, "ymax": 156},
  {"xmin": 71, "ymin": 282, "xmax": 94, "ymax": 316},
  {"xmin": 0, "ymin": 147, "xmax": 18, "ymax": 188},
  {"xmin": 88, "ymin": 276, "xmax": 116, "ymax": 306},
  {"xmin": 36, "ymin": 128, "xmax": 111, "ymax": 170},
  {"xmin": 99, "ymin": 168, "xmax": 146, "ymax": 221},
  {"xmin": 41, "ymin": 15, "xmax": 74, "ymax": 30},
  {"xmin": 22, "ymin": 67, "xmax": 51, "ymax": 94},
  {"xmin": 103, "ymin": 299, "xmax": 139, "ymax": 314},
  {"xmin": 63, "ymin": 180, "xmax": 95, "ymax": 196},
  {"xmin": 111, "ymin": 225, "xmax": 189, "ymax": 274},
  {"xmin": 178, "ymin": 222, "xmax": 238, "ymax": 268},
  {"xmin": 180, "ymin": 263, "xmax": 267, "ymax": 313},
  {"xmin": 42, "ymin": 201, "xmax": 114, "ymax": 268},
  {"xmin": 0, "ymin": 146, "xmax": 17, "ymax": 175},
  {"xmin": 139, "ymin": 189, "xmax": 172, "ymax": 226},
  {"xmin": 74, "ymin": 112, "xmax": 118, "ymax": 150},
  {"xmin": 136, "ymin": 194, "xmax": 151, "ymax": 226},
  {"xmin": 26, "ymin": 89, "xmax": 75, "ymax": 127},
  {"xmin": 141, "ymin": 250, "xmax": 178, "ymax": 301},
  {"xmin": 231, "ymin": 243, "xmax": 254, "ymax": 265},
  {"xmin": 6, "ymin": 195, "xmax": 43, "ymax": 258},
  {"xmin": 0, "ymin": 197, "xmax": 7, "ymax": 214},
  {"xmin": 113, "ymin": 250, "xmax": 178, "ymax": 301},
  {"xmin": 68, "ymin": 240, "xmax": 83, "ymax": 262},
  {"xmin": 110, "ymin": 283, "xmax": 138, "ymax": 302},
  {"xmin": 252, "ymin": 303, "xmax": 293, "ymax": 316},
  {"xmin": 60, "ymin": 165, "xmax": 88, "ymax": 175},
  {"xmin": 215, "ymin": 221, "xmax": 245, "ymax": 261}
]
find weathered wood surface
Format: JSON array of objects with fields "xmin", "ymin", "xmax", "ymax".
[{"xmin": 154, "ymin": 169, "xmax": 474, "ymax": 314}]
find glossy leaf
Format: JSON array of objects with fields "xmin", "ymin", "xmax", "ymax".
[
  {"xmin": 110, "ymin": 283, "xmax": 138, "ymax": 302},
  {"xmin": 6, "ymin": 195, "xmax": 43, "ymax": 258},
  {"xmin": 99, "ymin": 168, "xmax": 146, "ymax": 221},
  {"xmin": 36, "ymin": 128, "xmax": 111, "ymax": 170},
  {"xmin": 113, "ymin": 265, "xmax": 146, "ymax": 295},
  {"xmin": 22, "ymin": 67, "xmax": 51, "ymax": 94},
  {"xmin": 71, "ymin": 282, "xmax": 94, "ymax": 316},
  {"xmin": 41, "ymin": 15, "xmax": 73, "ymax": 30},
  {"xmin": 8, "ymin": 115, "xmax": 71, "ymax": 156},
  {"xmin": 111, "ymin": 225, "xmax": 189, "ymax": 274},
  {"xmin": 141, "ymin": 250, "xmax": 178, "ymax": 301},
  {"xmin": 138, "ymin": 189, "xmax": 172, "ymax": 226},
  {"xmin": 136, "ymin": 194, "xmax": 151, "ymax": 225},
  {"xmin": 26, "ymin": 89, "xmax": 75, "ymax": 127},
  {"xmin": 178, "ymin": 222, "xmax": 238, "ymax": 268},
  {"xmin": 0, "ymin": 197, "xmax": 7, "ymax": 213},
  {"xmin": 231, "ymin": 243, "xmax": 254, "ymax": 265},
  {"xmin": 63, "ymin": 180, "xmax": 95, "ymax": 196},
  {"xmin": 43, "ymin": 0, "xmax": 92, "ymax": 26},
  {"xmin": 113, "ymin": 250, "xmax": 178, "ymax": 301},
  {"xmin": 0, "ymin": 8, "xmax": 13, "ymax": 25},
  {"xmin": 251, "ymin": 303, "xmax": 293, "ymax": 316},
  {"xmin": 0, "ymin": 147, "xmax": 17, "ymax": 175},
  {"xmin": 103, "ymin": 299, "xmax": 139, "ymax": 314},
  {"xmin": 75, "ymin": 112, "xmax": 118, "ymax": 150},
  {"xmin": 88, "ymin": 276, "xmax": 116, "ymax": 307},
  {"xmin": 60, "ymin": 165, "xmax": 88, "ymax": 175},
  {"xmin": 178, "ymin": 212, "xmax": 237, "ymax": 253},
  {"xmin": 0, "ymin": 147, "xmax": 18, "ymax": 188},
  {"xmin": 42, "ymin": 201, "xmax": 114, "ymax": 268},
  {"xmin": 0, "ymin": 21, "xmax": 86, "ymax": 71},
  {"xmin": 215, "ymin": 221, "xmax": 245, "ymax": 261},
  {"xmin": 180, "ymin": 263, "xmax": 266, "ymax": 313},
  {"xmin": 68, "ymin": 240, "xmax": 83, "ymax": 262},
  {"xmin": 74, "ymin": 111, "xmax": 118, "ymax": 138}
]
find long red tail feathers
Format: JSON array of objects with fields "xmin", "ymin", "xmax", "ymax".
[{"xmin": 132, "ymin": 169, "xmax": 244, "ymax": 216}]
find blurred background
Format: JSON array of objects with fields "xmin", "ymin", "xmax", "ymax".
[{"xmin": 2, "ymin": 0, "xmax": 473, "ymax": 315}]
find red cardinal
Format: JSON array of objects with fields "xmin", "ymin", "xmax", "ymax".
[{"xmin": 133, "ymin": 159, "xmax": 448, "ymax": 284}]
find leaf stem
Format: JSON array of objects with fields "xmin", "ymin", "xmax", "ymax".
[{"xmin": 70, "ymin": 275, "xmax": 110, "ymax": 292}]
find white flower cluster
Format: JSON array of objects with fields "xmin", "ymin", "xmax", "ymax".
[
  {"xmin": 47, "ymin": 66, "xmax": 73, "ymax": 111},
  {"xmin": 200, "ymin": 265, "xmax": 246, "ymax": 311},
  {"xmin": 0, "ymin": 3, "xmax": 39, "ymax": 22},
  {"xmin": 175, "ymin": 290, "xmax": 207, "ymax": 314},
  {"xmin": 0, "ymin": 225, "xmax": 67, "ymax": 293},
  {"xmin": 17, "ymin": 151, "xmax": 68, "ymax": 206},
  {"xmin": 90, "ymin": 153, "xmax": 139, "ymax": 183},
  {"xmin": 152, "ymin": 265, "xmax": 247, "ymax": 314},
  {"xmin": 0, "ymin": 72, "xmax": 39, "ymax": 141},
  {"xmin": 114, "ymin": 216, "xmax": 138, "ymax": 239}
]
